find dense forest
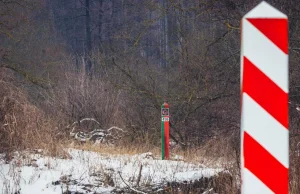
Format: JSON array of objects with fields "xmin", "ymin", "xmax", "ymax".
[{"xmin": 1, "ymin": 0, "xmax": 300, "ymax": 193}]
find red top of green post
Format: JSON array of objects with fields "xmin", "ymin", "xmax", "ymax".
[{"xmin": 162, "ymin": 102, "xmax": 169, "ymax": 108}]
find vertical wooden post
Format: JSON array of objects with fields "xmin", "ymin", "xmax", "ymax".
[
  {"xmin": 161, "ymin": 102, "xmax": 170, "ymax": 160},
  {"xmin": 241, "ymin": 1, "xmax": 288, "ymax": 193}
]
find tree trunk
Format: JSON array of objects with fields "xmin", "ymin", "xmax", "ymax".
[
  {"xmin": 160, "ymin": 0, "xmax": 168, "ymax": 68},
  {"xmin": 85, "ymin": 0, "xmax": 92, "ymax": 75},
  {"xmin": 98, "ymin": 0, "xmax": 103, "ymax": 51}
]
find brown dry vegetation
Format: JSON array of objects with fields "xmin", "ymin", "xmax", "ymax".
[{"xmin": 0, "ymin": 70, "xmax": 62, "ymax": 158}]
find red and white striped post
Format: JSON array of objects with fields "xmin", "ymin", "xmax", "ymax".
[{"xmin": 241, "ymin": 1, "xmax": 289, "ymax": 193}]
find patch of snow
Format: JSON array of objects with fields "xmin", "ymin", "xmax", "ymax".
[{"xmin": 0, "ymin": 149, "xmax": 222, "ymax": 194}]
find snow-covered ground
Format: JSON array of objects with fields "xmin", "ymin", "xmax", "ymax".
[{"xmin": 0, "ymin": 149, "xmax": 222, "ymax": 194}]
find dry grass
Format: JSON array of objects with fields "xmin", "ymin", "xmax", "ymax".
[
  {"xmin": 290, "ymin": 137, "xmax": 300, "ymax": 194},
  {"xmin": 44, "ymin": 70, "xmax": 123, "ymax": 128},
  {"xmin": 0, "ymin": 73, "xmax": 63, "ymax": 160},
  {"xmin": 69, "ymin": 140, "xmax": 161, "ymax": 157}
]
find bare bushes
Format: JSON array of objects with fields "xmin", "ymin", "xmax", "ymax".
[
  {"xmin": 0, "ymin": 71, "xmax": 59, "ymax": 157},
  {"xmin": 290, "ymin": 136, "xmax": 300, "ymax": 193},
  {"xmin": 44, "ymin": 68, "xmax": 124, "ymax": 135},
  {"xmin": 0, "ymin": 62, "xmax": 126, "ymax": 156},
  {"xmin": 287, "ymin": 106, "xmax": 300, "ymax": 194},
  {"xmin": 197, "ymin": 127, "xmax": 240, "ymax": 193}
]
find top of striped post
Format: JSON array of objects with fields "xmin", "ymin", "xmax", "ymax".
[
  {"xmin": 241, "ymin": 1, "xmax": 289, "ymax": 94},
  {"xmin": 242, "ymin": 1, "xmax": 288, "ymax": 55},
  {"xmin": 244, "ymin": 1, "xmax": 287, "ymax": 18}
]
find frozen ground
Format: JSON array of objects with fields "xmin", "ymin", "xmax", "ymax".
[{"xmin": 0, "ymin": 149, "xmax": 222, "ymax": 194}]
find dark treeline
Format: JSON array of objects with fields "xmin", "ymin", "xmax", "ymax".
[
  {"xmin": 1, "ymin": 0, "xmax": 300, "ymax": 160},
  {"xmin": 46, "ymin": 0, "xmax": 300, "ymax": 147},
  {"xmin": 45, "ymin": 0, "xmax": 243, "ymax": 145}
]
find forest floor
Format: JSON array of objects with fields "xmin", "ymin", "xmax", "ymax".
[{"xmin": 0, "ymin": 147, "xmax": 225, "ymax": 194}]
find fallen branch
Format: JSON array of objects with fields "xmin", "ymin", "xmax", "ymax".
[
  {"xmin": 136, "ymin": 164, "xmax": 143, "ymax": 187},
  {"xmin": 117, "ymin": 171, "xmax": 147, "ymax": 194},
  {"xmin": 202, "ymin": 188, "xmax": 213, "ymax": 194},
  {"xmin": 107, "ymin": 126, "xmax": 127, "ymax": 132},
  {"xmin": 69, "ymin": 119, "xmax": 125, "ymax": 144}
]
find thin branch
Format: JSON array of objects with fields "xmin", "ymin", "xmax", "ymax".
[
  {"xmin": 1, "ymin": 63, "xmax": 51, "ymax": 89},
  {"xmin": 224, "ymin": 22, "xmax": 240, "ymax": 30},
  {"xmin": 117, "ymin": 171, "xmax": 147, "ymax": 194}
]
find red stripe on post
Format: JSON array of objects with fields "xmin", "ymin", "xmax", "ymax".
[
  {"xmin": 164, "ymin": 118, "xmax": 169, "ymax": 160},
  {"xmin": 247, "ymin": 19, "xmax": 288, "ymax": 54},
  {"xmin": 243, "ymin": 57, "xmax": 288, "ymax": 128},
  {"xmin": 244, "ymin": 132, "xmax": 288, "ymax": 193}
]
